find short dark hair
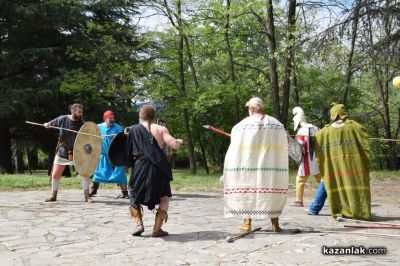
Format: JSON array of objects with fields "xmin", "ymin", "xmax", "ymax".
[
  {"xmin": 139, "ymin": 105, "xmax": 156, "ymax": 122},
  {"xmin": 68, "ymin": 103, "xmax": 83, "ymax": 112}
]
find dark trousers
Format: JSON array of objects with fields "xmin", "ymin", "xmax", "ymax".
[{"xmin": 92, "ymin": 182, "xmax": 128, "ymax": 191}]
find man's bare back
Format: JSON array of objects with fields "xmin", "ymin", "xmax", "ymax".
[{"xmin": 140, "ymin": 122, "xmax": 182, "ymax": 150}]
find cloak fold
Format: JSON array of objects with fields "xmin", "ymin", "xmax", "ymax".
[
  {"xmin": 223, "ymin": 116, "xmax": 289, "ymax": 219},
  {"xmin": 93, "ymin": 123, "xmax": 126, "ymax": 184},
  {"xmin": 127, "ymin": 124, "xmax": 172, "ymax": 210},
  {"xmin": 316, "ymin": 120, "xmax": 371, "ymax": 220}
]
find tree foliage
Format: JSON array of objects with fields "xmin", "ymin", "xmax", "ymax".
[{"xmin": 1, "ymin": 0, "xmax": 400, "ymax": 173}]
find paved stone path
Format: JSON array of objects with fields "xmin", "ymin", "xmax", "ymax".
[{"xmin": 0, "ymin": 190, "xmax": 399, "ymax": 265}]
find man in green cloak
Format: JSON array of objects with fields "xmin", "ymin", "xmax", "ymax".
[{"xmin": 309, "ymin": 103, "xmax": 371, "ymax": 220}]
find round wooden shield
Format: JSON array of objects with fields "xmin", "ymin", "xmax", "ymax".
[
  {"xmin": 73, "ymin": 122, "xmax": 102, "ymax": 177},
  {"xmin": 288, "ymin": 137, "xmax": 304, "ymax": 162},
  {"xmin": 108, "ymin": 132, "xmax": 128, "ymax": 167}
]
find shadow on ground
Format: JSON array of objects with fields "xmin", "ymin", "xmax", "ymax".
[
  {"xmin": 174, "ymin": 193, "xmax": 220, "ymax": 199},
  {"xmin": 371, "ymin": 215, "xmax": 400, "ymax": 223},
  {"xmin": 163, "ymin": 231, "xmax": 227, "ymax": 242}
]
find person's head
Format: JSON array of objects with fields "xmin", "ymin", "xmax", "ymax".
[
  {"xmin": 246, "ymin": 97, "xmax": 265, "ymax": 116},
  {"xmin": 103, "ymin": 110, "xmax": 115, "ymax": 126},
  {"xmin": 68, "ymin": 103, "xmax": 83, "ymax": 120},
  {"xmin": 139, "ymin": 104, "xmax": 156, "ymax": 122},
  {"xmin": 330, "ymin": 103, "xmax": 348, "ymax": 122},
  {"xmin": 293, "ymin": 107, "xmax": 306, "ymax": 131}
]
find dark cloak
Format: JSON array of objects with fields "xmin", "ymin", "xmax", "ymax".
[{"xmin": 127, "ymin": 124, "xmax": 172, "ymax": 210}]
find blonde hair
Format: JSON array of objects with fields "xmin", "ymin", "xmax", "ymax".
[{"xmin": 248, "ymin": 103, "xmax": 264, "ymax": 113}]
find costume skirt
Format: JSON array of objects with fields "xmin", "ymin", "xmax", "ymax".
[{"xmin": 128, "ymin": 159, "xmax": 172, "ymax": 210}]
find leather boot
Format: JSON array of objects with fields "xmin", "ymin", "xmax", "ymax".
[
  {"xmin": 45, "ymin": 191, "xmax": 57, "ymax": 202},
  {"xmin": 121, "ymin": 185, "xmax": 129, "ymax": 199},
  {"xmin": 152, "ymin": 209, "xmax": 169, "ymax": 237},
  {"xmin": 129, "ymin": 207, "xmax": 144, "ymax": 236},
  {"xmin": 84, "ymin": 189, "xmax": 94, "ymax": 203},
  {"xmin": 122, "ymin": 191, "xmax": 129, "ymax": 199},
  {"xmin": 271, "ymin": 218, "xmax": 281, "ymax": 232},
  {"xmin": 90, "ymin": 182, "xmax": 99, "ymax": 197},
  {"xmin": 239, "ymin": 219, "xmax": 252, "ymax": 232}
]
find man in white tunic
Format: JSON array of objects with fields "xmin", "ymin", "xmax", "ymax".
[
  {"xmin": 223, "ymin": 97, "xmax": 289, "ymax": 232},
  {"xmin": 292, "ymin": 107, "xmax": 320, "ymax": 207}
]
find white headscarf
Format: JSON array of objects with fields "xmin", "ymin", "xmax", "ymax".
[{"xmin": 292, "ymin": 107, "xmax": 306, "ymax": 131}]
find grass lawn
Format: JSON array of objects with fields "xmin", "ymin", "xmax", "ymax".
[
  {"xmin": 0, "ymin": 169, "xmax": 222, "ymax": 192},
  {"xmin": 0, "ymin": 170, "xmax": 398, "ymax": 192}
]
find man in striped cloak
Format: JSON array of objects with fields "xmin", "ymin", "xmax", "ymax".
[
  {"xmin": 309, "ymin": 103, "xmax": 371, "ymax": 220},
  {"xmin": 223, "ymin": 97, "xmax": 289, "ymax": 232},
  {"xmin": 292, "ymin": 107, "xmax": 321, "ymax": 207}
]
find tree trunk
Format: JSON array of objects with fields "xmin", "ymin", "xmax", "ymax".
[
  {"xmin": 47, "ymin": 150, "xmax": 55, "ymax": 176},
  {"xmin": 365, "ymin": 7, "xmax": 397, "ymax": 170},
  {"xmin": 383, "ymin": 81, "xmax": 397, "ymax": 169},
  {"xmin": 224, "ymin": 0, "xmax": 240, "ymax": 122},
  {"xmin": 281, "ymin": 0, "xmax": 297, "ymax": 126},
  {"xmin": 198, "ymin": 137, "xmax": 209, "ymax": 175},
  {"xmin": 342, "ymin": 0, "xmax": 361, "ymax": 105},
  {"xmin": 266, "ymin": 0, "xmax": 281, "ymax": 120},
  {"xmin": 209, "ymin": 134, "xmax": 221, "ymax": 167},
  {"xmin": 293, "ymin": 66, "xmax": 300, "ymax": 106},
  {"xmin": 177, "ymin": 0, "xmax": 196, "ymax": 174},
  {"xmin": 0, "ymin": 127, "xmax": 13, "ymax": 174},
  {"xmin": 184, "ymin": 36, "xmax": 200, "ymax": 92},
  {"xmin": 183, "ymin": 108, "xmax": 196, "ymax": 173},
  {"xmin": 26, "ymin": 147, "xmax": 38, "ymax": 174},
  {"xmin": 15, "ymin": 147, "xmax": 24, "ymax": 174}
]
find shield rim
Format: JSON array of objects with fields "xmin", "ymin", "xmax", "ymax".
[
  {"xmin": 107, "ymin": 131, "xmax": 128, "ymax": 167},
  {"xmin": 73, "ymin": 121, "xmax": 102, "ymax": 177}
]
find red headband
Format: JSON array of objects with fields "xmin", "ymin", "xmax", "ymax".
[{"xmin": 103, "ymin": 110, "xmax": 114, "ymax": 120}]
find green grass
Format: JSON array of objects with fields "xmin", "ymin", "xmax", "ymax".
[
  {"xmin": 369, "ymin": 170, "xmax": 400, "ymax": 181},
  {"xmin": 172, "ymin": 169, "xmax": 221, "ymax": 192},
  {"xmin": 0, "ymin": 170, "xmax": 398, "ymax": 192},
  {"xmin": 0, "ymin": 174, "xmax": 117, "ymax": 191},
  {"xmin": 0, "ymin": 169, "xmax": 222, "ymax": 192}
]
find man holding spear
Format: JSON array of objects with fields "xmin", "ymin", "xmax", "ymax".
[{"xmin": 43, "ymin": 103, "xmax": 94, "ymax": 203}]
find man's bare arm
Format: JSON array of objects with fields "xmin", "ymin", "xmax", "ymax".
[{"xmin": 163, "ymin": 127, "xmax": 183, "ymax": 149}]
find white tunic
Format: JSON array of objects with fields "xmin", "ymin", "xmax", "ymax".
[{"xmin": 296, "ymin": 125, "xmax": 320, "ymax": 176}]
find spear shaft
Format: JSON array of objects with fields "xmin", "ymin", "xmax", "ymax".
[
  {"xmin": 203, "ymin": 125, "xmax": 231, "ymax": 137},
  {"xmin": 26, "ymin": 121, "xmax": 105, "ymax": 139}
]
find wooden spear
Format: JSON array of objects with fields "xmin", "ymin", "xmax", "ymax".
[
  {"xmin": 336, "ymin": 217, "xmax": 400, "ymax": 227},
  {"xmin": 25, "ymin": 121, "xmax": 116, "ymax": 139},
  {"xmin": 344, "ymin": 225, "xmax": 400, "ymax": 230}
]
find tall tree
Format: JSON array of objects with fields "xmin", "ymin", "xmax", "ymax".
[
  {"xmin": 342, "ymin": 0, "xmax": 362, "ymax": 105},
  {"xmin": 224, "ymin": 0, "xmax": 240, "ymax": 122},
  {"xmin": 0, "ymin": 0, "xmax": 144, "ymax": 173}
]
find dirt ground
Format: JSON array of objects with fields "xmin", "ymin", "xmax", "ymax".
[
  {"xmin": 287, "ymin": 179, "xmax": 400, "ymax": 206},
  {"xmin": 370, "ymin": 180, "xmax": 400, "ymax": 205}
]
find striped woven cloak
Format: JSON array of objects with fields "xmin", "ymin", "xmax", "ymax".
[
  {"xmin": 223, "ymin": 115, "xmax": 289, "ymax": 219},
  {"xmin": 316, "ymin": 120, "xmax": 371, "ymax": 221}
]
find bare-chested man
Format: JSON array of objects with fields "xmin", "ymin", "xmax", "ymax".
[{"xmin": 127, "ymin": 105, "xmax": 183, "ymax": 237}]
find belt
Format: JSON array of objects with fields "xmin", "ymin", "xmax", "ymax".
[{"xmin": 135, "ymin": 156, "xmax": 146, "ymax": 161}]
